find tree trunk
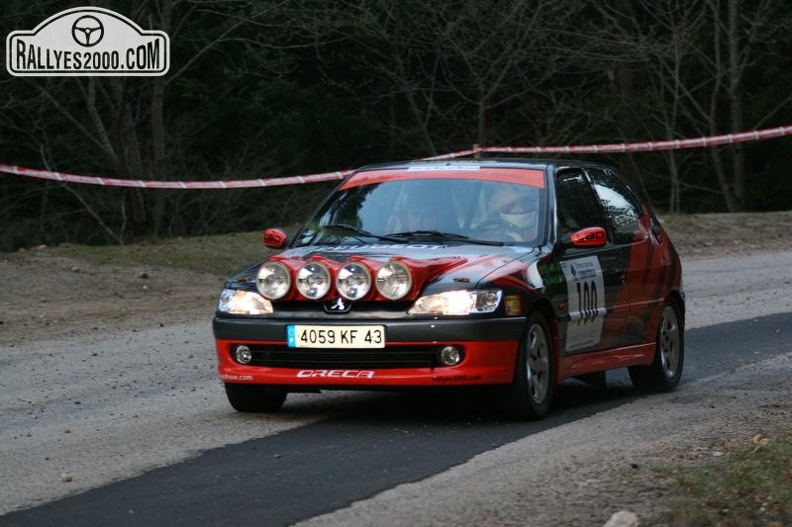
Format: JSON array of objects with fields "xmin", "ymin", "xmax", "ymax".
[
  {"xmin": 665, "ymin": 151, "xmax": 681, "ymax": 213},
  {"xmin": 151, "ymin": 0, "xmax": 171, "ymax": 237},
  {"xmin": 727, "ymin": 0, "xmax": 746, "ymax": 211},
  {"xmin": 477, "ymin": 96, "xmax": 487, "ymax": 147}
]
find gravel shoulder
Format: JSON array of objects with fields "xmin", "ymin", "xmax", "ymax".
[{"xmin": 1, "ymin": 211, "xmax": 790, "ymax": 523}]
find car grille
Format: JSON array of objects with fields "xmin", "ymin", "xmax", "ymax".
[{"xmin": 243, "ymin": 345, "xmax": 439, "ymax": 369}]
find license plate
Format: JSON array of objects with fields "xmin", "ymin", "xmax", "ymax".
[{"xmin": 286, "ymin": 325, "xmax": 386, "ymax": 349}]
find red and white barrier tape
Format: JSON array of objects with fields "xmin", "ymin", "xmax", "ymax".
[
  {"xmin": 425, "ymin": 125, "xmax": 792, "ymax": 159},
  {"xmin": 2, "ymin": 125, "xmax": 790, "ymax": 189},
  {"xmin": 0, "ymin": 163, "xmax": 351, "ymax": 189}
]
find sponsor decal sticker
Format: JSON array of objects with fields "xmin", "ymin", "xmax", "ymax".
[
  {"xmin": 561, "ymin": 256, "xmax": 606, "ymax": 352},
  {"xmin": 287, "ymin": 244, "xmax": 447, "ymax": 256},
  {"xmin": 296, "ymin": 370, "xmax": 375, "ymax": 379},
  {"xmin": 504, "ymin": 294, "xmax": 523, "ymax": 316},
  {"xmin": 7, "ymin": 6, "xmax": 169, "ymax": 76},
  {"xmin": 432, "ymin": 374, "xmax": 482, "ymax": 383},
  {"xmin": 408, "ymin": 165, "xmax": 480, "ymax": 171},
  {"xmin": 220, "ymin": 374, "xmax": 254, "ymax": 381},
  {"xmin": 538, "ymin": 261, "xmax": 565, "ymax": 285}
]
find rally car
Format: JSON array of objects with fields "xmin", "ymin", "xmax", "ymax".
[{"xmin": 213, "ymin": 159, "xmax": 684, "ymax": 420}]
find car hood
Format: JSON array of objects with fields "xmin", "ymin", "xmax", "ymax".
[{"xmin": 230, "ymin": 242, "xmax": 542, "ymax": 297}]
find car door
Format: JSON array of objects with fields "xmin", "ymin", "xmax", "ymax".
[
  {"xmin": 552, "ymin": 168, "xmax": 630, "ymax": 354},
  {"xmin": 586, "ymin": 167, "xmax": 657, "ymax": 346}
]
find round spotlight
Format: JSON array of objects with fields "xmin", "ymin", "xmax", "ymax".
[
  {"xmin": 257, "ymin": 262, "xmax": 291, "ymax": 300},
  {"xmin": 296, "ymin": 262, "xmax": 331, "ymax": 299},
  {"xmin": 376, "ymin": 261, "xmax": 412, "ymax": 300},
  {"xmin": 234, "ymin": 345, "xmax": 253, "ymax": 365},
  {"xmin": 438, "ymin": 346, "xmax": 463, "ymax": 366},
  {"xmin": 336, "ymin": 262, "xmax": 372, "ymax": 301}
]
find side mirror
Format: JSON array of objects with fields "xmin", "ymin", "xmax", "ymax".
[
  {"xmin": 568, "ymin": 227, "xmax": 607, "ymax": 248},
  {"xmin": 264, "ymin": 228, "xmax": 288, "ymax": 249}
]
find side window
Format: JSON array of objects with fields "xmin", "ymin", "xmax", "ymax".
[
  {"xmin": 588, "ymin": 168, "xmax": 643, "ymax": 245},
  {"xmin": 555, "ymin": 170, "xmax": 606, "ymax": 238}
]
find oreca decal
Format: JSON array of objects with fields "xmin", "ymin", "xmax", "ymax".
[
  {"xmin": 296, "ymin": 370, "xmax": 375, "ymax": 379},
  {"xmin": 561, "ymin": 256, "xmax": 606, "ymax": 352}
]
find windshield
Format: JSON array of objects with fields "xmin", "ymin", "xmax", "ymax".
[{"xmin": 293, "ymin": 173, "xmax": 547, "ymax": 247}]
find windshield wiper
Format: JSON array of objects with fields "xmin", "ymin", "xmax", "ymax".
[
  {"xmin": 321, "ymin": 223, "xmax": 404, "ymax": 243},
  {"xmin": 387, "ymin": 230, "xmax": 504, "ymax": 246}
]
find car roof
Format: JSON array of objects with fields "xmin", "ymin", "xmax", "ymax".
[{"xmin": 356, "ymin": 158, "xmax": 612, "ymax": 173}]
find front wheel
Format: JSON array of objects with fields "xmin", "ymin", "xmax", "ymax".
[
  {"xmin": 224, "ymin": 383, "xmax": 287, "ymax": 413},
  {"xmin": 497, "ymin": 312, "xmax": 555, "ymax": 420},
  {"xmin": 629, "ymin": 299, "xmax": 684, "ymax": 392}
]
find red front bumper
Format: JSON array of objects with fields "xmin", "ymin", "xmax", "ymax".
[{"xmin": 215, "ymin": 339, "xmax": 519, "ymax": 387}]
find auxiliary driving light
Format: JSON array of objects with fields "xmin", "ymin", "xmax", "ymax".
[
  {"xmin": 257, "ymin": 262, "xmax": 291, "ymax": 300},
  {"xmin": 296, "ymin": 262, "xmax": 331, "ymax": 299},
  {"xmin": 376, "ymin": 261, "xmax": 412, "ymax": 300},
  {"xmin": 438, "ymin": 346, "xmax": 463, "ymax": 366},
  {"xmin": 336, "ymin": 262, "xmax": 372, "ymax": 300},
  {"xmin": 234, "ymin": 345, "xmax": 253, "ymax": 365}
]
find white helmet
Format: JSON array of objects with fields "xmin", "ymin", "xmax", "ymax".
[{"xmin": 497, "ymin": 186, "xmax": 538, "ymax": 228}]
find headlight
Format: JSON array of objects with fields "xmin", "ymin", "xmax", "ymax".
[
  {"xmin": 217, "ymin": 288, "xmax": 273, "ymax": 315},
  {"xmin": 257, "ymin": 262, "xmax": 291, "ymax": 300},
  {"xmin": 296, "ymin": 262, "xmax": 331, "ymax": 299},
  {"xmin": 408, "ymin": 289, "xmax": 502, "ymax": 316},
  {"xmin": 376, "ymin": 261, "xmax": 412, "ymax": 300},
  {"xmin": 336, "ymin": 262, "xmax": 372, "ymax": 300}
]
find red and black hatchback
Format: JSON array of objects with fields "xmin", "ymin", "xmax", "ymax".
[{"xmin": 213, "ymin": 159, "xmax": 684, "ymax": 419}]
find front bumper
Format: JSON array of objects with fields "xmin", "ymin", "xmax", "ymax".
[{"xmin": 213, "ymin": 316, "xmax": 525, "ymax": 387}]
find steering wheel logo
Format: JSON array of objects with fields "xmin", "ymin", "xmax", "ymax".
[{"xmin": 71, "ymin": 15, "xmax": 104, "ymax": 47}]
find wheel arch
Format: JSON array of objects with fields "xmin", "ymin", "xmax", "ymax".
[
  {"xmin": 525, "ymin": 297, "xmax": 560, "ymax": 381},
  {"xmin": 666, "ymin": 289, "xmax": 686, "ymax": 326}
]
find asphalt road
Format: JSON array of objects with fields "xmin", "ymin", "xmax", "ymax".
[
  {"xmin": 0, "ymin": 314, "xmax": 789, "ymax": 527},
  {"xmin": 1, "ymin": 251, "xmax": 791, "ymax": 526}
]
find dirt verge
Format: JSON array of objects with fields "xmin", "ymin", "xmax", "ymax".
[{"xmin": 2, "ymin": 211, "xmax": 789, "ymax": 346}]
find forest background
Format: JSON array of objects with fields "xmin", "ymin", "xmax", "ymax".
[{"xmin": 1, "ymin": 0, "xmax": 791, "ymax": 250}]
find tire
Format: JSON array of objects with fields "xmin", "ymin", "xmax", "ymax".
[
  {"xmin": 224, "ymin": 383, "xmax": 287, "ymax": 413},
  {"xmin": 498, "ymin": 311, "xmax": 555, "ymax": 420},
  {"xmin": 629, "ymin": 299, "xmax": 684, "ymax": 393}
]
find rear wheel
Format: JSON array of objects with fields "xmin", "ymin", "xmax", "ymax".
[
  {"xmin": 629, "ymin": 299, "xmax": 684, "ymax": 392},
  {"xmin": 224, "ymin": 383, "xmax": 287, "ymax": 413},
  {"xmin": 498, "ymin": 312, "xmax": 555, "ymax": 420}
]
